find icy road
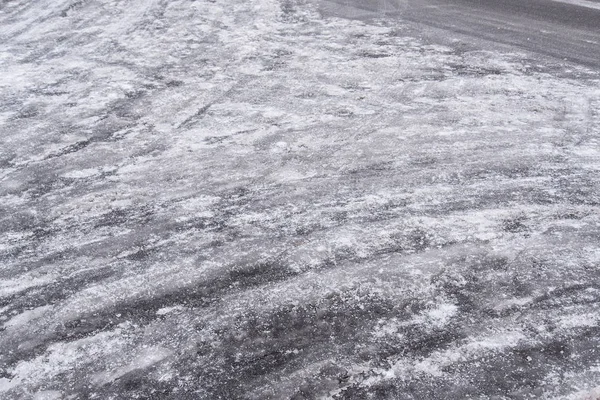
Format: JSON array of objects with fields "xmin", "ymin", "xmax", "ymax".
[{"xmin": 1, "ymin": 0, "xmax": 600, "ymax": 398}]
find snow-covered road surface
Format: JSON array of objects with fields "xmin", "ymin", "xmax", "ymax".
[{"xmin": 1, "ymin": 0, "xmax": 600, "ymax": 398}]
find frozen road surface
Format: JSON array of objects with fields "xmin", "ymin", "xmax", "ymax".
[{"xmin": 1, "ymin": 0, "xmax": 600, "ymax": 399}]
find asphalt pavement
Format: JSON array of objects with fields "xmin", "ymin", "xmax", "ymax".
[{"xmin": 319, "ymin": 0, "xmax": 600, "ymax": 68}]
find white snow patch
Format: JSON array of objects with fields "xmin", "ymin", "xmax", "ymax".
[
  {"xmin": 426, "ymin": 303, "xmax": 458, "ymax": 327},
  {"xmin": 464, "ymin": 330, "xmax": 526, "ymax": 352},
  {"xmin": 0, "ymin": 378, "xmax": 17, "ymax": 393},
  {"xmin": 33, "ymin": 390, "xmax": 63, "ymax": 400},
  {"xmin": 6, "ymin": 328, "xmax": 128, "ymax": 392},
  {"xmin": 559, "ymin": 312, "xmax": 599, "ymax": 329},
  {"xmin": 413, "ymin": 358, "xmax": 445, "ymax": 377}
]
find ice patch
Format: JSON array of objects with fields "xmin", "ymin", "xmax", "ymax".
[
  {"xmin": 3, "ymin": 305, "xmax": 52, "ymax": 329},
  {"xmin": 551, "ymin": 0, "xmax": 600, "ymax": 11},
  {"xmin": 555, "ymin": 386, "xmax": 600, "ymax": 400},
  {"xmin": 93, "ymin": 347, "xmax": 173, "ymax": 385},
  {"xmin": 492, "ymin": 296, "xmax": 533, "ymax": 312},
  {"xmin": 156, "ymin": 306, "xmax": 183, "ymax": 316},
  {"xmin": 6, "ymin": 328, "xmax": 129, "ymax": 390},
  {"xmin": 0, "ymin": 275, "xmax": 55, "ymax": 298},
  {"xmin": 384, "ymin": 330, "xmax": 527, "ymax": 381},
  {"xmin": 61, "ymin": 168, "xmax": 101, "ymax": 179}
]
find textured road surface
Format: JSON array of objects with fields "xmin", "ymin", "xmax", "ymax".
[
  {"xmin": 1, "ymin": 0, "xmax": 600, "ymax": 399},
  {"xmin": 319, "ymin": 0, "xmax": 600, "ymax": 67}
]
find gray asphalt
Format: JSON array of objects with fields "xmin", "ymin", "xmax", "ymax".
[{"xmin": 319, "ymin": 0, "xmax": 600, "ymax": 68}]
